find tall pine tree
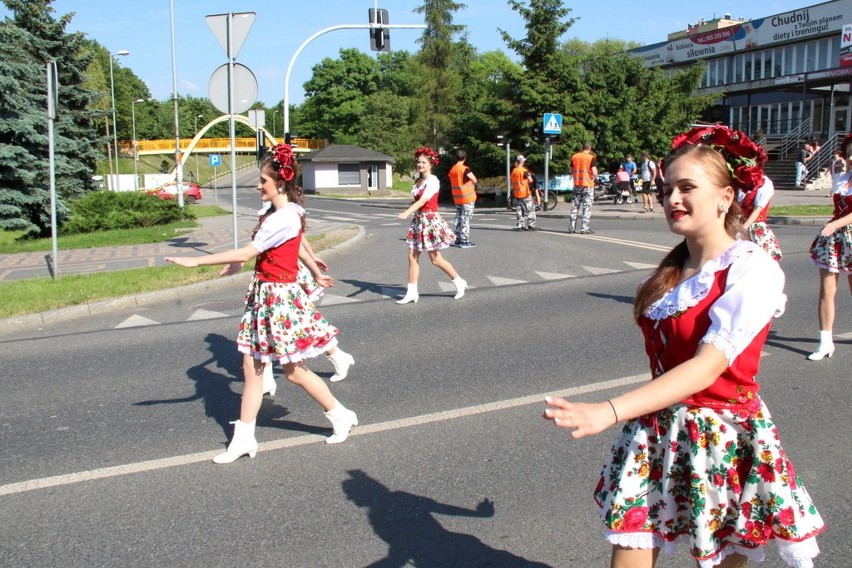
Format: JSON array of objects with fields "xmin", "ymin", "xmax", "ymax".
[{"xmin": 0, "ymin": 0, "xmax": 101, "ymax": 237}]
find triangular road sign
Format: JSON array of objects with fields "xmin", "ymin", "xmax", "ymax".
[{"xmin": 206, "ymin": 12, "xmax": 256, "ymax": 59}]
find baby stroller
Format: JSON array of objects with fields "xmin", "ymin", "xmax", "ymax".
[{"xmin": 612, "ymin": 181, "xmax": 635, "ymax": 204}]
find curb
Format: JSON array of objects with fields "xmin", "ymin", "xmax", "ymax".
[{"xmin": 0, "ymin": 225, "xmax": 365, "ymax": 333}]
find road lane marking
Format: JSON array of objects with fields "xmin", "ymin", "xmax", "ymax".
[{"xmin": 0, "ymin": 374, "xmax": 648, "ymax": 496}]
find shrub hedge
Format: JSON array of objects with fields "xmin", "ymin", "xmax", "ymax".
[{"xmin": 62, "ymin": 191, "xmax": 194, "ymax": 234}]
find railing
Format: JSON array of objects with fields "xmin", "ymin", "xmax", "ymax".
[
  {"xmin": 778, "ymin": 119, "xmax": 812, "ymax": 159},
  {"xmin": 804, "ymin": 131, "xmax": 848, "ymax": 184},
  {"xmin": 122, "ymin": 137, "xmax": 327, "ymax": 156}
]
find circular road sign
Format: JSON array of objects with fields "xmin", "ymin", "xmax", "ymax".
[{"xmin": 208, "ymin": 63, "xmax": 258, "ymax": 114}]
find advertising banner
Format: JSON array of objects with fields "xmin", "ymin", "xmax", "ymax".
[
  {"xmin": 841, "ymin": 23, "xmax": 852, "ymax": 67},
  {"xmin": 669, "ymin": 26, "xmax": 738, "ymax": 63},
  {"xmin": 730, "ymin": 1, "xmax": 849, "ymax": 49}
]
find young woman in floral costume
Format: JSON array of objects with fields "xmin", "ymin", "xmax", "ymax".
[
  {"xmin": 166, "ymin": 144, "xmax": 358, "ymax": 463},
  {"xmin": 544, "ymin": 127, "xmax": 824, "ymax": 568},
  {"xmin": 396, "ymin": 146, "xmax": 467, "ymax": 304},
  {"xmin": 738, "ymin": 175, "xmax": 782, "ymax": 261},
  {"xmin": 806, "ymin": 133, "xmax": 852, "ymax": 361}
]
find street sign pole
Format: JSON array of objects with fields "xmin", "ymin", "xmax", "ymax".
[
  {"xmin": 542, "ymin": 113, "xmax": 563, "ymax": 210},
  {"xmin": 46, "ymin": 61, "xmax": 59, "ymax": 279}
]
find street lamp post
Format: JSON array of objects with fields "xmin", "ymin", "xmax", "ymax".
[
  {"xmin": 194, "ymin": 114, "xmax": 204, "ymax": 183},
  {"xmin": 131, "ymin": 98, "xmax": 145, "ymax": 191},
  {"xmin": 497, "ymin": 135, "xmax": 511, "ymax": 209},
  {"xmin": 108, "ymin": 49, "xmax": 130, "ymax": 191}
]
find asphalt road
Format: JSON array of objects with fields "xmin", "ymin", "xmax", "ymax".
[{"xmin": 0, "ymin": 199, "xmax": 848, "ymax": 567}]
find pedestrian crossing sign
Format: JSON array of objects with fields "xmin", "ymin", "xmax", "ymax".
[{"xmin": 543, "ymin": 113, "xmax": 562, "ymax": 135}]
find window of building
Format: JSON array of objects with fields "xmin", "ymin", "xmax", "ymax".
[
  {"xmin": 717, "ymin": 58, "xmax": 727, "ymax": 85},
  {"xmin": 754, "ymin": 51, "xmax": 764, "ymax": 80},
  {"xmin": 774, "ymin": 47, "xmax": 784, "ymax": 76},
  {"xmin": 830, "ymin": 35, "xmax": 840, "ymax": 67},
  {"xmin": 744, "ymin": 54, "xmax": 753, "ymax": 81},
  {"xmin": 763, "ymin": 49, "xmax": 773, "ymax": 78},
  {"xmin": 337, "ymin": 163, "xmax": 361, "ymax": 186},
  {"xmin": 794, "ymin": 44, "xmax": 805, "ymax": 74},
  {"xmin": 784, "ymin": 45, "xmax": 795, "ymax": 75},
  {"xmin": 817, "ymin": 38, "xmax": 832, "ymax": 70},
  {"xmin": 805, "ymin": 41, "xmax": 816, "ymax": 72},
  {"xmin": 732, "ymin": 54, "xmax": 744, "ymax": 83}
]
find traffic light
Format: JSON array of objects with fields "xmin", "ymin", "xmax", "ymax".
[{"xmin": 368, "ymin": 8, "xmax": 390, "ymax": 52}]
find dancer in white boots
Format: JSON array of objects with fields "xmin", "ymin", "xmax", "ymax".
[
  {"xmin": 807, "ymin": 132, "xmax": 852, "ymax": 361},
  {"xmin": 167, "ymin": 144, "xmax": 357, "ymax": 463},
  {"xmin": 224, "ymin": 204, "xmax": 355, "ymax": 396},
  {"xmin": 396, "ymin": 146, "xmax": 467, "ymax": 304}
]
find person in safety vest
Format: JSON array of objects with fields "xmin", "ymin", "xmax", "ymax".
[
  {"xmin": 568, "ymin": 143, "xmax": 598, "ymax": 234},
  {"xmin": 448, "ymin": 149, "xmax": 479, "ymax": 248},
  {"xmin": 510, "ymin": 154, "xmax": 539, "ymax": 231}
]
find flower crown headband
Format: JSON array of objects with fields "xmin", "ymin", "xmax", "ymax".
[
  {"xmin": 414, "ymin": 146, "xmax": 440, "ymax": 165},
  {"xmin": 271, "ymin": 144, "xmax": 296, "ymax": 182},
  {"xmin": 840, "ymin": 133, "xmax": 852, "ymax": 157},
  {"xmin": 670, "ymin": 125, "xmax": 766, "ymax": 193}
]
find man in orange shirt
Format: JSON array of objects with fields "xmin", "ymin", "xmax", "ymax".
[
  {"xmin": 448, "ymin": 149, "xmax": 479, "ymax": 248},
  {"xmin": 510, "ymin": 154, "xmax": 538, "ymax": 231},
  {"xmin": 568, "ymin": 143, "xmax": 598, "ymax": 234}
]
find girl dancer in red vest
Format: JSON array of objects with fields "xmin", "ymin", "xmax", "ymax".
[
  {"xmin": 166, "ymin": 144, "xmax": 357, "ymax": 463},
  {"xmin": 545, "ymin": 127, "xmax": 824, "ymax": 568},
  {"xmin": 396, "ymin": 146, "xmax": 466, "ymax": 304}
]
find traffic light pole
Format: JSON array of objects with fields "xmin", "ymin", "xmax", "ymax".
[{"xmin": 282, "ymin": 22, "xmax": 425, "ymax": 142}]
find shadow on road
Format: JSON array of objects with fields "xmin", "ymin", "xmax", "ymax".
[{"xmin": 343, "ymin": 469, "xmax": 552, "ymax": 568}]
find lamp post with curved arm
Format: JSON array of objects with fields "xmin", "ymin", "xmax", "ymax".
[
  {"xmin": 109, "ymin": 49, "xmax": 130, "ymax": 190},
  {"xmin": 194, "ymin": 114, "xmax": 204, "ymax": 183}
]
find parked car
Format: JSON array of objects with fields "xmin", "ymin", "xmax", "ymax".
[{"xmin": 147, "ymin": 181, "xmax": 202, "ymax": 204}]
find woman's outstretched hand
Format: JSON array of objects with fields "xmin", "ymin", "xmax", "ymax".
[
  {"xmin": 165, "ymin": 256, "xmax": 198, "ymax": 268},
  {"xmin": 543, "ymin": 396, "xmax": 618, "ymax": 439}
]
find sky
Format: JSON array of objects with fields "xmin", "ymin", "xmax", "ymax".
[{"xmin": 1, "ymin": 0, "xmax": 814, "ymax": 107}]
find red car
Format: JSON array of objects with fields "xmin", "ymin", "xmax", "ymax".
[{"xmin": 147, "ymin": 182, "xmax": 202, "ymax": 204}]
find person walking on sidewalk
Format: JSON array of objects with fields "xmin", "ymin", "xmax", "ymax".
[
  {"xmin": 396, "ymin": 146, "xmax": 467, "ymax": 304},
  {"xmin": 448, "ymin": 149, "xmax": 479, "ymax": 248},
  {"xmin": 166, "ymin": 144, "xmax": 358, "ymax": 463},
  {"xmin": 568, "ymin": 143, "xmax": 598, "ymax": 234},
  {"xmin": 545, "ymin": 127, "xmax": 824, "ymax": 568},
  {"xmin": 638, "ymin": 151, "xmax": 657, "ymax": 213},
  {"xmin": 806, "ymin": 133, "xmax": 852, "ymax": 361},
  {"xmin": 510, "ymin": 154, "xmax": 538, "ymax": 230},
  {"xmin": 795, "ymin": 141, "xmax": 812, "ymax": 188}
]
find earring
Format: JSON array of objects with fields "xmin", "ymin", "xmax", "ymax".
[{"xmin": 719, "ymin": 203, "xmax": 728, "ymax": 213}]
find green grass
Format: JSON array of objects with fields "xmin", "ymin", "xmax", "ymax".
[
  {"xmin": 0, "ymin": 226, "xmax": 359, "ymax": 319},
  {"xmin": 769, "ymin": 205, "xmax": 832, "ymax": 217},
  {"xmin": 0, "ymin": 205, "xmax": 229, "ymax": 254}
]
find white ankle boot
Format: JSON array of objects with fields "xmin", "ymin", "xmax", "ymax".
[
  {"xmin": 327, "ymin": 349, "xmax": 355, "ymax": 382},
  {"xmin": 452, "ymin": 276, "xmax": 467, "ymax": 299},
  {"xmin": 262, "ymin": 363, "xmax": 277, "ymax": 396},
  {"xmin": 213, "ymin": 419, "xmax": 258, "ymax": 464},
  {"xmin": 324, "ymin": 403, "xmax": 358, "ymax": 444},
  {"xmin": 807, "ymin": 330, "xmax": 835, "ymax": 361},
  {"xmin": 397, "ymin": 283, "xmax": 419, "ymax": 304}
]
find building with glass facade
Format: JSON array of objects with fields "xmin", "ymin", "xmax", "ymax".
[{"xmin": 630, "ymin": 0, "xmax": 851, "ymax": 141}]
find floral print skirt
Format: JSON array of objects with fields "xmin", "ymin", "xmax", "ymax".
[
  {"xmin": 747, "ymin": 222, "xmax": 782, "ymax": 261},
  {"xmin": 236, "ymin": 276, "xmax": 338, "ymax": 363},
  {"xmin": 594, "ymin": 401, "xmax": 824, "ymax": 568},
  {"xmin": 406, "ymin": 211, "xmax": 456, "ymax": 251},
  {"xmin": 809, "ymin": 223, "xmax": 852, "ymax": 273},
  {"xmin": 296, "ymin": 260, "xmax": 324, "ymax": 302}
]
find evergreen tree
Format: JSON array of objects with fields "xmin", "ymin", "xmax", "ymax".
[
  {"xmin": 499, "ymin": 0, "xmax": 577, "ymax": 172},
  {"xmin": 413, "ymin": 0, "xmax": 467, "ymax": 151},
  {"xmin": 0, "ymin": 0, "xmax": 101, "ymax": 237}
]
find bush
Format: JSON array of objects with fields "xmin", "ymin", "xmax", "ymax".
[{"xmin": 62, "ymin": 191, "xmax": 194, "ymax": 235}]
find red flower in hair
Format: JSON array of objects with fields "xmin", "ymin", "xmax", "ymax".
[
  {"xmin": 271, "ymin": 144, "xmax": 296, "ymax": 182},
  {"xmin": 414, "ymin": 146, "xmax": 440, "ymax": 165},
  {"xmin": 670, "ymin": 125, "xmax": 766, "ymax": 193}
]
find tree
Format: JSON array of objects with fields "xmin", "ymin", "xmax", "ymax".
[
  {"xmin": 0, "ymin": 0, "xmax": 101, "ymax": 237},
  {"xmin": 498, "ymin": 0, "xmax": 577, "ymax": 173},
  {"xmin": 413, "ymin": 0, "xmax": 468, "ymax": 150},
  {"xmin": 296, "ymin": 48, "xmax": 383, "ymax": 142}
]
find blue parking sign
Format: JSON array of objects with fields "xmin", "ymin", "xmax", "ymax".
[{"xmin": 208, "ymin": 154, "xmax": 222, "ymax": 167}]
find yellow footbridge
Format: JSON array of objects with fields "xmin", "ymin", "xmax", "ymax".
[{"xmin": 120, "ymin": 114, "xmax": 326, "ymax": 172}]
